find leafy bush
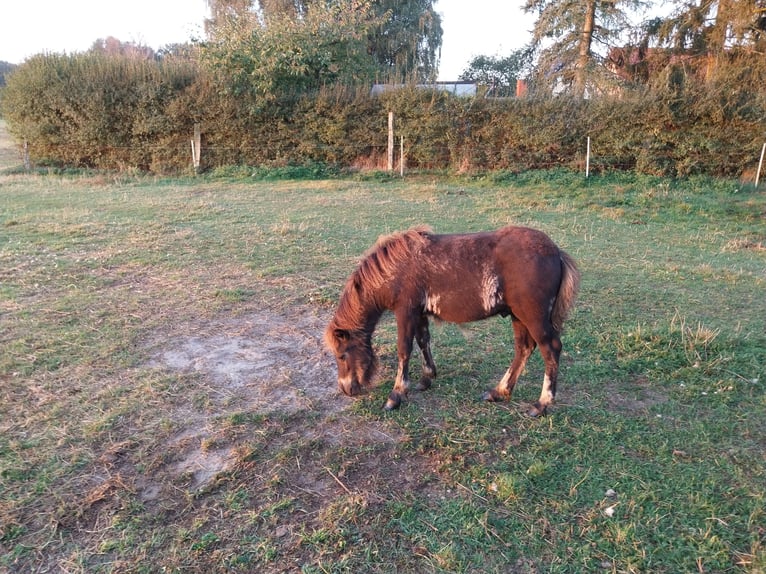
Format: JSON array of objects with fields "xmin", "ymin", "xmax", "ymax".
[
  {"xmin": 2, "ymin": 53, "xmax": 197, "ymax": 170},
  {"xmin": 3, "ymin": 51, "xmax": 765, "ymax": 177}
]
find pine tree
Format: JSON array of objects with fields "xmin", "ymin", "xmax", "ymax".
[{"xmin": 524, "ymin": 0, "xmax": 644, "ymax": 97}]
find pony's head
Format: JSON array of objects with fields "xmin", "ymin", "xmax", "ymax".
[{"xmin": 324, "ymin": 326, "xmax": 377, "ymax": 397}]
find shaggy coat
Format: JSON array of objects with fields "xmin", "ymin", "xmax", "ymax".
[{"xmin": 325, "ymin": 225, "xmax": 580, "ymax": 414}]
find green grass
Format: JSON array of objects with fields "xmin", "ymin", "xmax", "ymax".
[
  {"xmin": 1, "ymin": 164, "xmax": 765, "ymax": 573},
  {"xmin": 0, "ymin": 120, "xmax": 23, "ymax": 171}
]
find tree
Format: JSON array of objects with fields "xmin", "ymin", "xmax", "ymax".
[
  {"xmin": 204, "ymin": 0, "xmax": 443, "ymax": 82},
  {"xmin": 365, "ymin": 0, "xmax": 443, "ymax": 81},
  {"xmin": 524, "ymin": 0, "xmax": 645, "ymax": 97},
  {"xmin": 89, "ymin": 37, "xmax": 155, "ymax": 59},
  {"xmin": 0, "ymin": 61, "xmax": 16, "ymax": 88},
  {"xmin": 458, "ymin": 49, "xmax": 532, "ymax": 97},
  {"xmin": 202, "ymin": 0, "xmax": 384, "ymax": 107},
  {"xmin": 204, "ymin": 0, "xmax": 257, "ymax": 39},
  {"xmin": 608, "ymin": 0, "xmax": 766, "ymax": 89},
  {"xmin": 656, "ymin": 0, "xmax": 766, "ymax": 53}
]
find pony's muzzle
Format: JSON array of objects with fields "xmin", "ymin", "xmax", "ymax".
[{"xmin": 338, "ymin": 376, "xmax": 361, "ymax": 397}]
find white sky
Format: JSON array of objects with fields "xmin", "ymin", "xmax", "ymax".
[{"xmin": 0, "ymin": 1, "xmax": 534, "ymax": 80}]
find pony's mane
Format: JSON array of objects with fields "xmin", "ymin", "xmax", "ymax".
[
  {"xmin": 327, "ymin": 226, "xmax": 432, "ymax": 339},
  {"xmin": 357, "ymin": 225, "xmax": 432, "ymax": 290}
]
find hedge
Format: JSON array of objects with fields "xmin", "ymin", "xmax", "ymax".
[{"xmin": 3, "ymin": 52, "xmax": 765, "ymax": 177}]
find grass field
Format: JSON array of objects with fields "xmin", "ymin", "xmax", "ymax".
[
  {"xmin": 0, "ymin": 121, "xmax": 22, "ymax": 172},
  {"xmin": 1, "ymin": 150, "xmax": 765, "ymax": 572}
]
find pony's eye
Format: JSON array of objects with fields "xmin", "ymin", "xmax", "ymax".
[{"xmin": 338, "ymin": 353, "xmax": 347, "ymax": 361}]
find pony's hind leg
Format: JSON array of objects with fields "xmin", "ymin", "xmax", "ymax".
[
  {"xmin": 415, "ymin": 314, "xmax": 436, "ymax": 390},
  {"xmin": 483, "ymin": 319, "xmax": 536, "ymax": 403},
  {"xmin": 529, "ymin": 334, "xmax": 562, "ymax": 417}
]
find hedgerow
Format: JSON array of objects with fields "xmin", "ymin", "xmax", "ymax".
[{"xmin": 3, "ymin": 52, "xmax": 765, "ymax": 177}]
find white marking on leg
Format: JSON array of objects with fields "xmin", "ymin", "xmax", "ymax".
[
  {"xmin": 539, "ymin": 373, "xmax": 554, "ymax": 406},
  {"xmin": 393, "ymin": 365, "xmax": 411, "ymax": 395},
  {"xmin": 492, "ymin": 369, "xmax": 514, "ymax": 399}
]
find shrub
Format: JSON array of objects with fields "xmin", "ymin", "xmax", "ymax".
[{"xmin": 3, "ymin": 51, "xmax": 765, "ymax": 177}]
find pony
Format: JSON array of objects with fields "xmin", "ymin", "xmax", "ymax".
[{"xmin": 324, "ymin": 225, "xmax": 580, "ymax": 415}]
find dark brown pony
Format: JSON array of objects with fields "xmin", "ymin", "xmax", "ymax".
[{"xmin": 324, "ymin": 225, "xmax": 580, "ymax": 415}]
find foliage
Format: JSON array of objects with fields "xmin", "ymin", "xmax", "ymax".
[
  {"xmin": 3, "ymin": 14, "xmax": 766, "ymax": 178},
  {"xmin": 523, "ymin": 0, "xmax": 644, "ymax": 96},
  {"xmin": 204, "ymin": 0, "xmax": 443, "ymax": 82},
  {"xmin": 365, "ymin": 0, "xmax": 443, "ymax": 81},
  {"xmin": 656, "ymin": 0, "xmax": 766, "ymax": 54},
  {"xmin": 0, "ymin": 60, "xmax": 16, "ymax": 88},
  {"xmin": 1, "ymin": 53, "xmax": 198, "ymax": 170},
  {"xmin": 201, "ymin": 1, "xmax": 382, "ymax": 109},
  {"xmin": 458, "ymin": 49, "xmax": 533, "ymax": 97}
]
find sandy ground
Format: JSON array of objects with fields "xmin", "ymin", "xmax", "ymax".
[{"xmin": 144, "ymin": 309, "xmax": 397, "ymax": 492}]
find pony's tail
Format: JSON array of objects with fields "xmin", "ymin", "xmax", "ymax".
[{"xmin": 551, "ymin": 250, "xmax": 581, "ymax": 333}]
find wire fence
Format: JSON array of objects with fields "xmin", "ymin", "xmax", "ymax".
[{"xmin": 12, "ymin": 139, "xmax": 764, "ymax": 182}]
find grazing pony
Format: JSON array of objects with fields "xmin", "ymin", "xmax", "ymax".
[{"xmin": 324, "ymin": 225, "xmax": 580, "ymax": 415}]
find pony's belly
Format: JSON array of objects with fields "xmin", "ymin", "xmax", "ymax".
[
  {"xmin": 425, "ymin": 292, "xmax": 501, "ymax": 323},
  {"xmin": 424, "ymin": 270, "xmax": 505, "ymax": 323}
]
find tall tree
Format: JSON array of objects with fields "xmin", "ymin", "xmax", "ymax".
[
  {"xmin": 632, "ymin": 0, "xmax": 766, "ymax": 84},
  {"xmin": 203, "ymin": 0, "xmax": 384, "ymax": 106},
  {"xmin": 365, "ymin": 0, "xmax": 443, "ymax": 81},
  {"xmin": 204, "ymin": 0, "xmax": 257, "ymax": 39},
  {"xmin": 458, "ymin": 49, "xmax": 533, "ymax": 96},
  {"xmin": 657, "ymin": 0, "xmax": 766, "ymax": 53},
  {"xmin": 524, "ymin": 0, "xmax": 644, "ymax": 97},
  {"xmin": 205, "ymin": 0, "xmax": 442, "ymax": 81}
]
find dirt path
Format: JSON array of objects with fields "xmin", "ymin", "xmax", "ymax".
[{"xmin": 0, "ymin": 119, "xmax": 22, "ymax": 170}]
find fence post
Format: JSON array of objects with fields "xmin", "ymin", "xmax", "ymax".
[
  {"xmin": 191, "ymin": 123, "xmax": 201, "ymax": 173},
  {"xmin": 756, "ymin": 142, "xmax": 766, "ymax": 187},
  {"xmin": 400, "ymin": 136, "xmax": 405, "ymax": 177},
  {"xmin": 585, "ymin": 136, "xmax": 591, "ymax": 178},
  {"xmin": 388, "ymin": 112, "xmax": 394, "ymax": 172},
  {"xmin": 23, "ymin": 140, "xmax": 30, "ymax": 171}
]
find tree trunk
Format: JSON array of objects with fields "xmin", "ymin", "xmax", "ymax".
[
  {"xmin": 706, "ymin": 0, "xmax": 731, "ymax": 81},
  {"xmin": 574, "ymin": 0, "xmax": 597, "ymax": 98}
]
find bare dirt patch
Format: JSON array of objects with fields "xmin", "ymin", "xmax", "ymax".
[
  {"xmin": 146, "ymin": 307, "xmax": 401, "ymax": 491},
  {"xmin": 152, "ymin": 310, "xmax": 343, "ymax": 415},
  {"xmin": 604, "ymin": 375, "xmax": 669, "ymax": 414}
]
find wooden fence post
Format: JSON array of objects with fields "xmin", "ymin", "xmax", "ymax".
[
  {"xmin": 191, "ymin": 123, "xmax": 201, "ymax": 173},
  {"xmin": 756, "ymin": 142, "xmax": 765, "ymax": 187},
  {"xmin": 23, "ymin": 140, "xmax": 30, "ymax": 171},
  {"xmin": 387, "ymin": 112, "xmax": 394, "ymax": 172},
  {"xmin": 400, "ymin": 136, "xmax": 405, "ymax": 177}
]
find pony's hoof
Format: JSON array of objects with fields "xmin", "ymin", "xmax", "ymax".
[
  {"xmin": 416, "ymin": 377, "xmax": 432, "ymax": 391},
  {"xmin": 383, "ymin": 392, "xmax": 402, "ymax": 410},
  {"xmin": 482, "ymin": 389, "xmax": 508, "ymax": 402},
  {"xmin": 528, "ymin": 403, "xmax": 548, "ymax": 417}
]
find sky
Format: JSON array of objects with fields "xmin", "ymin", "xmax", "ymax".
[{"xmin": 0, "ymin": 1, "xmax": 534, "ymax": 81}]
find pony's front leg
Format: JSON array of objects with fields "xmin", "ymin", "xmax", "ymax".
[
  {"xmin": 384, "ymin": 313, "xmax": 416, "ymax": 410},
  {"xmin": 483, "ymin": 320, "xmax": 535, "ymax": 404}
]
